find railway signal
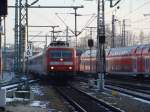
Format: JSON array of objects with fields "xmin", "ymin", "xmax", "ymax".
[
  {"xmin": 88, "ymin": 39, "xmax": 94, "ymax": 48},
  {"xmin": 0, "ymin": 0, "xmax": 8, "ymax": 16}
]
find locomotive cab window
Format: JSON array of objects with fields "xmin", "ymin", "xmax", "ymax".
[
  {"xmin": 49, "ymin": 50, "xmax": 73, "ymax": 58},
  {"xmin": 62, "ymin": 51, "xmax": 73, "ymax": 58},
  {"xmin": 50, "ymin": 50, "xmax": 61, "ymax": 58}
]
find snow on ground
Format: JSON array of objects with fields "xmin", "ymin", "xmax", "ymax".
[
  {"xmin": 133, "ymin": 97, "xmax": 150, "ymax": 104},
  {"xmin": 31, "ymin": 86, "xmax": 44, "ymax": 96},
  {"xmin": 30, "ymin": 101, "xmax": 49, "ymax": 108},
  {"xmin": 4, "ymin": 84, "xmax": 70, "ymax": 112}
]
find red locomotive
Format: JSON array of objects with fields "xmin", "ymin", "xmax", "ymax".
[
  {"xmin": 80, "ymin": 44, "xmax": 150, "ymax": 78},
  {"xmin": 28, "ymin": 41, "xmax": 77, "ymax": 78}
]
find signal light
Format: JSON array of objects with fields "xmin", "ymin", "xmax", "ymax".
[
  {"xmin": 99, "ymin": 36, "xmax": 105, "ymax": 44},
  {"xmin": 88, "ymin": 39, "xmax": 94, "ymax": 48},
  {"xmin": 0, "ymin": 0, "xmax": 8, "ymax": 16}
]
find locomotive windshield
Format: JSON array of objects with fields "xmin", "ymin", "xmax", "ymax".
[{"xmin": 50, "ymin": 50, "xmax": 72, "ymax": 58}]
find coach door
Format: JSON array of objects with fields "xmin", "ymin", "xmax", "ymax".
[{"xmin": 132, "ymin": 58, "xmax": 137, "ymax": 73}]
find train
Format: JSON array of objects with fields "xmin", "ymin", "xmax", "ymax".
[
  {"xmin": 28, "ymin": 40, "xmax": 150, "ymax": 78},
  {"xmin": 27, "ymin": 41, "xmax": 79, "ymax": 78},
  {"xmin": 80, "ymin": 44, "xmax": 150, "ymax": 78}
]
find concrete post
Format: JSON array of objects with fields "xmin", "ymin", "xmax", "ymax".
[{"xmin": 0, "ymin": 89, "xmax": 6, "ymax": 107}]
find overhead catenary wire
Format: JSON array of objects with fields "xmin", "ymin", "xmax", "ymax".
[
  {"xmin": 131, "ymin": 18, "xmax": 150, "ymax": 24},
  {"xmin": 55, "ymin": 13, "xmax": 75, "ymax": 34},
  {"xmin": 77, "ymin": 14, "xmax": 97, "ymax": 36},
  {"xmin": 123, "ymin": 0, "xmax": 150, "ymax": 18},
  {"xmin": 29, "ymin": 31, "xmax": 43, "ymax": 41},
  {"xmin": 55, "ymin": 12, "xmax": 97, "ymax": 37}
]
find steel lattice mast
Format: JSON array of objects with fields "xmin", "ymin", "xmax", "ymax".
[
  {"xmin": 96, "ymin": 0, "xmax": 121, "ymax": 91},
  {"xmin": 96, "ymin": 0, "xmax": 105, "ymax": 91},
  {"xmin": 19, "ymin": 0, "xmax": 28, "ymax": 73},
  {"xmin": 14, "ymin": 0, "xmax": 28, "ymax": 73},
  {"xmin": 14, "ymin": 0, "xmax": 19, "ymax": 73}
]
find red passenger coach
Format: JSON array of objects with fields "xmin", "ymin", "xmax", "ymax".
[
  {"xmin": 80, "ymin": 44, "xmax": 150, "ymax": 78},
  {"xmin": 79, "ymin": 49, "xmax": 110, "ymax": 76},
  {"xmin": 80, "ymin": 50, "xmax": 97, "ymax": 75},
  {"xmin": 106, "ymin": 46, "xmax": 137, "ymax": 76},
  {"xmin": 107, "ymin": 45, "xmax": 150, "ymax": 77},
  {"xmin": 140, "ymin": 45, "xmax": 150, "ymax": 76},
  {"xmin": 28, "ymin": 41, "xmax": 77, "ymax": 78}
]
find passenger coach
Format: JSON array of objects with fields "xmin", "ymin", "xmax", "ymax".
[{"xmin": 80, "ymin": 44, "xmax": 150, "ymax": 78}]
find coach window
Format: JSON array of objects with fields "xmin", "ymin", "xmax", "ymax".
[
  {"xmin": 146, "ymin": 58, "xmax": 147, "ymax": 69},
  {"xmin": 84, "ymin": 63, "xmax": 85, "ymax": 70},
  {"xmin": 147, "ymin": 58, "xmax": 150, "ymax": 69},
  {"xmin": 146, "ymin": 58, "xmax": 149, "ymax": 68},
  {"xmin": 147, "ymin": 59, "xmax": 148, "ymax": 70},
  {"xmin": 118, "ymin": 65, "xmax": 121, "ymax": 71},
  {"xmin": 147, "ymin": 59, "xmax": 149, "ymax": 69},
  {"xmin": 145, "ymin": 58, "xmax": 146, "ymax": 69},
  {"xmin": 147, "ymin": 58, "xmax": 149, "ymax": 69},
  {"xmin": 149, "ymin": 59, "xmax": 150, "ymax": 69},
  {"xmin": 145, "ymin": 58, "xmax": 147, "ymax": 69}
]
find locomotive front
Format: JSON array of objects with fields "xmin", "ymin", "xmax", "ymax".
[{"xmin": 46, "ymin": 47, "xmax": 76, "ymax": 77}]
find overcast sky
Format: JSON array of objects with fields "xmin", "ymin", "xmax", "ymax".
[{"xmin": 4, "ymin": 0, "xmax": 150, "ymax": 45}]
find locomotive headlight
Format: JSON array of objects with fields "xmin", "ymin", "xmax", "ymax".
[
  {"xmin": 51, "ymin": 66, "xmax": 54, "ymax": 70},
  {"xmin": 69, "ymin": 66, "xmax": 72, "ymax": 70},
  {"xmin": 60, "ymin": 58, "xmax": 63, "ymax": 61}
]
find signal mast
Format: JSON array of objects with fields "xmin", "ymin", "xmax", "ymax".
[{"xmin": 96, "ymin": 0, "xmax": 121, "ymax": 91}]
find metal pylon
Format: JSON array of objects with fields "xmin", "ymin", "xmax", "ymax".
[
  {"xmin": 96, "ymin": 0, "xmax": 105, "ymax": 91},
  {"xmin": 97, "ymin": 0, "xmax": 105, "ymax": 43},
  {"xmin": 14, "ymin": 0, "xmax": 28, "ymax": 74},
  {"xmin": 14, "ymin": 0, "xmax": 19, "ymax": 73}
]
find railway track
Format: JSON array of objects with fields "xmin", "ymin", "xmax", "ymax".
[
  {"xmin": 105, "ymin": 80, "xmax": 150, "ymax": 101},
  {"xmin": 73, "ymin": 77, "xmax": 150, "ymax": 101},
  {"xmin": 106, "ymin": 80, "xmax": 150, "ymax": 94},
  {"xmin": 106, "ymin": 75, "xmax": 150, "ymax": 84},
  {"xmin": 54, "ymin": 85, "xmax": 123, "ymax": 112},
  {"xmin": 77, "ymin": 76, "xmax": 150, "ymax": 95}
]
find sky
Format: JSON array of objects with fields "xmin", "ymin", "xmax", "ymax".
[{"xmin": 3, "ymin": 0, "xmax": 150, "ymax": 46}]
